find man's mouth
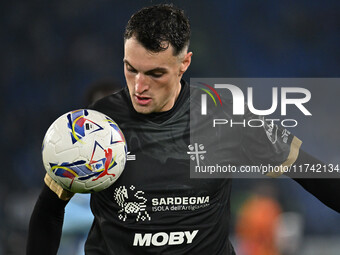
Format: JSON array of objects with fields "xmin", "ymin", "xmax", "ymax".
[{"xmin": 135, "ymin": 95, "xmax": 152, "ymax": 106}]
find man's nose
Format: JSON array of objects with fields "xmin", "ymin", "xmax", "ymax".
[{"xmin": 135, "ymin": 73, "xmax": 149, "ymax": 94}]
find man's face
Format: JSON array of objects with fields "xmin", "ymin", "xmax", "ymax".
[{"xmin": 124, "ymin": 37, "xmax": 191, "ymax": 114}]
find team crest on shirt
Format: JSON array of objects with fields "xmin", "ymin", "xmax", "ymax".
[
  {"xmin": 114, "ymin": 185, "xmax": 151, "ymax": 222},
  {"xmin": 187, "ymin": 143, "xmax": 206, "ymax": 166}
]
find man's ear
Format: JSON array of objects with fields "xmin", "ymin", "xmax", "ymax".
[{"xmin": 179, "ymin": 52, "xmax": 193, "ymax": 76}]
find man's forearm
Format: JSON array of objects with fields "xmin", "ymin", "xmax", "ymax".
[
  {"xmin": 26, "ymin": 184, "xmax": 69, "ymax": 255},
  {"xmin": 287, "ymin": 150, "xmax": 340, "ymax": 213}
]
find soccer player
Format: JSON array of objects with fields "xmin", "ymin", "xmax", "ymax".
[{"xmin": 27, "ymin": 4, "xmax": 340, "ymax": 255}]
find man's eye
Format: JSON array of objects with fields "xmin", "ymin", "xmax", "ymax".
[
  {"xmin": 151, "ymin": 73, "xmax": 164, "ymax": 78},
  {"xmin": 127, "ymin": 67, "xmax": 137, "ymax": 73}
]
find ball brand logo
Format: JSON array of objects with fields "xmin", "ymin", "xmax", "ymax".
[{"xmin": 200, "ymin": 84, "xmax": 312, "ymax": 117}]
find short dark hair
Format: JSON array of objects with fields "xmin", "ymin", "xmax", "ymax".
[{"xmin": 124, "ymin": 4, "xmax": 190, "ymax": 56}]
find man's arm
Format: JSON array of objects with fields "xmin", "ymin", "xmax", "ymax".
[
  {"xmin": 26, "ymin": 175, "xmax": 73, "ymax": 255},
  {"xmin": 286, "ymin": 150, "xmax": 340, "ymax": 213}
]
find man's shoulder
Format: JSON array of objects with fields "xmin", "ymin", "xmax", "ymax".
[
  {"xmin": 93, "ymin": 87, "xmax": 128, "ymax": 105},
  {"xmin": 90, "ymin": 87, "xmax": 133, "ymax": 121}
]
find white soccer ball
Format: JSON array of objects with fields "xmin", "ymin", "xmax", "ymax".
[{"xmin": 42, "ymin": 109, "xmax": 127, "ymax": 193}]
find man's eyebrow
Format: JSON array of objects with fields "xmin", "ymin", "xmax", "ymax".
[
  {"xmin": 123, "ymin": 59, "xmax": 167, "ymax": 74},
  {"xmin": 123, "ymin": 59, "xmax": 134, "ymax": 68}
]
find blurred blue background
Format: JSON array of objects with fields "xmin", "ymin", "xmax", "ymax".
[{"xmin": 1, "ymin": 0, "xmax": 340, "ymax": 254}]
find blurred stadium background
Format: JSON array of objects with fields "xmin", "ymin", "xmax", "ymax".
[{"xmin": 1, "ymin": 0, "xmax": 340, "ymax": 254}]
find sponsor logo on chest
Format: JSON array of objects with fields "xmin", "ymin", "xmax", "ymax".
[
  {"xmin": 152, "ymin": 196, "xmax": 209, "ymax": 206},
  {"xmin": 133, "ymin": 230, "xmax": 199, "ymax": 246},
  {"xmin": 151, "ymin": 196, "xmax": 210, "ymax": 212}
]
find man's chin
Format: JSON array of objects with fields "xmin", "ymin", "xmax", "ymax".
[{"xmin": 132, "ymin": 103, "xmax": 154, "ymax": 115}]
